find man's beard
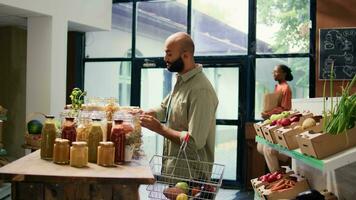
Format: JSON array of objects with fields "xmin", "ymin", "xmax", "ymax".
[{"xmin": 167, "ymin": 57, "xmax": 184, "ymax": 73}]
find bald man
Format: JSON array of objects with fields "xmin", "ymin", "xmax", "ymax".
[{"xmin": 140, "ymin": 32, "xmax": 218, "ymax": 180}]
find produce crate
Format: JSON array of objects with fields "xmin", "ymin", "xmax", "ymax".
[
  {"xmin": 296, "ymin": 126, "xmax": 356, "ymax": 159},
  {"xmin": 250, "ymin": 168, "xmax": 294, "ymax": 190},
  {"xmin": 253, "ymin": 122, "xmax": 267, "ymax": 138},
  {"xmin": 274, "ymin": 121, "xmax": 322, "ymax": 150},
  {"xmin": 261, "ymin": 125, "xmax": 281, "ymax": 144},
  {"xmin": 256, "ymin": 175, "xmax": 310, "ymax": 200},
  {"xmin": 262, "ymin": 112, "xmax": 314, "ymax": 145}
]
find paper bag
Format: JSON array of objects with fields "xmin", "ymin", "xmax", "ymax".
[{"xmin": 263, "ymin": 92, "xmax": 281, "ymax": 112}]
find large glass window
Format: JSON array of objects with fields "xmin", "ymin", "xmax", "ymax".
[
  {"xmin": 85, "ymin": 3, "xmax": 133, "ymax": 58},
  {"xmin": 191, "ymin": 0, "xmax": 249, "ymax": 55},
  {"xmin": 215, "ymin": 125, "xmax": 238, "ymax": 180},
  {"xmin": 256, "ymin": 0, "xmax": 310, "ymax": 54},
  {"xmin": 81, "ymin": 0, "xmax": 315, "ymax": 186},
  {"xmin": 84, "ymin": 62, "xmax": 131, "ymax": 106},
  {"xmin": 204, "ymin": 68, "xmax": 239, "ymax": 119},
  {"xmin": 136, "ymin": 1, "xmax": 187, "ymax": 57},
  {"xmin": 254, "ymin": 58, "xmax": 310, "ymax": 119}
]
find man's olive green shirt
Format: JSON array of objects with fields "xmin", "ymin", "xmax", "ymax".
[{"xmin": 153, "ymin": 65, "xmax": 218, "ymax": 178}]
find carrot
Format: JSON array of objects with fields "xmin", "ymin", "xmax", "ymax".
[
  {"xmin": 271, "ymin": 183, "xmax": 287, "ymax": 191},
  {"xmin": 276, "ymin": 188, "xmax": 292, "ymax": 192}
]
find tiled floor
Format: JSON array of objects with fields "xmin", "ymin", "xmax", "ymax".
[{"xmin": 140, "ymin": 185, "xmax": 255, "ymax": 200}]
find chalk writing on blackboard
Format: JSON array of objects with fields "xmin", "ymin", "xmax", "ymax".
[{"xmin": 319, "ymin": 28, "xmax": 356, "ymax": 80}]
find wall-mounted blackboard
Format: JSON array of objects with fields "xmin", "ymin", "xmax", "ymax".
[{"xmin": 319, "ymin": 28, "xmax": 356, "ymax": 80}]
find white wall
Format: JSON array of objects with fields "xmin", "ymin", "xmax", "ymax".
[
  {"xmin": 0, "ymin": 0, "xmax": 112, "ymax": 117},
  {"xmin": 0, "ymin": 0, "xmax": 112, "ymax": 31}
]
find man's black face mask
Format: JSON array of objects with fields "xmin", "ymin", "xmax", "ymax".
[{"xmin": 167, "ymin": 56, "xmax": 184, "ymax": 73}]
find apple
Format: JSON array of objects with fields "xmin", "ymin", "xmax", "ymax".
[
  {"xmin": 267, "ymin": 174, "xmax": 277, "ymax": 182},
  {"xmin": 280, "ymin": 118, "xmax": 291, "ymax": 126},
  {"xmin": 271, "ymin": 120, "xmax": 277, "ymax": 126},
  {"xmin": 175, "ymin": 182, "xmax": 189, "ymax": 194},
  {"xmin": 163, "ymin": 187, "xmax": 184, "ymax": 200},
  {"xmin": 290, "ymin": 116, "xmax": 300, "ymax": 123},
  {"xmin": 276, "ymin": 174, "xmax": 283, "ymax": 180},
  {"xmin": 176, "ymin": 193, "xmax": 188, "ymax": 200},
  {"xmin": 191, "ymin": 187, "xmax": 201, "ymax": 196}
]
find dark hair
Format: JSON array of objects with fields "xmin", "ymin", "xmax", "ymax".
[{"xmin": 278, "ymin": 64, "xmax": 293, "ymax": 81}]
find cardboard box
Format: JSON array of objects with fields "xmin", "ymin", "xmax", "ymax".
[
  {"xmin": 251, "ymin": 167, "xmax": 294, "ymax": 190},
  {"xmin": 258, "ymin": 179, "xmax": 310, "ymax": 200},
  {"xmin": 262, "ymin": 112, "xmax": 314, "ymax": 144},
  {"xmin": 261, "ymin": 124, "xmax": 281, "ymax": 144},
  {"xmin": 254, "ymin": 122, "xmax": 267, "ymax": 138},
  {"xmin": 275, "ymin": 120, "xmax": 322, "ymax": 150},
  {"xmin": 296, "ymin": 126, "xmax": 356, "ymax": 159}
]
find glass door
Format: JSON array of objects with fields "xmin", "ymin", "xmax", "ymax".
[{"xmin": 137, "ymin": 58, "xmax": 243, "ymax": 185}]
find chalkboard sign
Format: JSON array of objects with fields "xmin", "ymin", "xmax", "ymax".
[{"xmin": 319, "ymin": 28, "xmax": 356, "ymax": 80}]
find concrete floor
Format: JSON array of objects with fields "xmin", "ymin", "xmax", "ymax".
[{"xmin": 140, "ymin": 185, "xmax": 255, "ymax": 200}]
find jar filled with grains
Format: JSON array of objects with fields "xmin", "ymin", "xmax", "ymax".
[
  {"xmin": 97, "ymin": 141, "xmax": 115, "ymax": 167},
  {"xmin": 53, "ymin": 138, "xmax": 70, "ymax": 164},
  {"xmin": 70, "ymin": 141, "xmax": 88, "ymax": 167}
]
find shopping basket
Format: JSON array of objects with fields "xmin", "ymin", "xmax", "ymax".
[{"xmin": 147, "ymin": 134, "xmax": 225, "ymax": 200}]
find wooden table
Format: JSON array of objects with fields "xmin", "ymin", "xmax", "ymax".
[{"xmin": 0, "ymin": 150, "xmax": 155, "ymax": 200}]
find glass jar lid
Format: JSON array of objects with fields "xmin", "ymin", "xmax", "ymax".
[
  {"xmin": 72, "ymin": 141, "xmax": 87, "ymax": 146},
  {"xmin": 55, "ymin": 138, "xmax": 69, "ymax": 144},
  {"xmin": 99, "ymin": 141, "xmax": 114, "ymax": 147}
]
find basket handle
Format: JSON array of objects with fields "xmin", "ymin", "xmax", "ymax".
[{"xmin": 184, "ymin": 133, "xmax": 190, "ymax": 143}]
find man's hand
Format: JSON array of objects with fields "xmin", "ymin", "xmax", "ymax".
[
  {"xmin": 131, "ymin": 108, "xmax": 157, "ymax": 118},
  {"xmin": 140, "ymin": 114, "xmax": 164, "ymax": 133}
]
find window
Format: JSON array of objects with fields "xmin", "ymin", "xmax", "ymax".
[
  {"xmin": 85, "ymin": 3, "xmax": 133, "ymax": 58},
  {"xmin": 82, "ymin": 0, "xmax": 315, "ymax": 186},
  {"xmin": 254, "ymin": 58, "xmax": 310, "ymax": 119},
  {"xmin": 136, "ymin": 1, "xmax": 187, "ymax": 57},
  {"xmin": 191, "ymin": 0, "xmax": 249, "ymax": 55},
  {"xmin": 256, "ymin": 0, "xmax": 310, "ymax": 54},
  {"xmin": 84, "ymin": 62, "xmax": 131, "ymax": 106}
]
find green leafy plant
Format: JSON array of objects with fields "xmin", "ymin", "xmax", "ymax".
[
  {"xmin": 69, "ymin": 88, "xmax": 87, "ymax": 113},
  {"xmin": 323, "ymin": 63, "xmax": 356, "ymax": 135}
]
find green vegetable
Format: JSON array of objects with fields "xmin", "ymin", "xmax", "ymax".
[
  {"xmin": 323, "ymin": 62, "xmax": 356, "ymax": 135},
  {"xmin": 270, "ymin": 114, "xmax": 284, "ymax": 121},
  {"xmin": 69, "ymin": 88, "xmax": 87, "ymax": 113},
  {"xmin": 27, "ymin": 120, "xmax": 43, "ymax": 134}
]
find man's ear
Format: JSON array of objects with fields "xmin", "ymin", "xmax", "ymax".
[{"xmin": 182, "ymin": 51, "xmax": 188, "ymax": 59}]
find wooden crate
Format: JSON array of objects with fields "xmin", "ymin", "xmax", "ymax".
[
  {"xmin": 296, "ymin": 126, "xmax": 356, "ymax": 159},
  {"xmin": 12, "ymin": 181, "xmax": 139, "ymax": 200}
]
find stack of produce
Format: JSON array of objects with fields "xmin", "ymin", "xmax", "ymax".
[
  {"xmin": 253, "ymin": 172, "xmax": 310, "ymax": 200},
  {"xmin": 163, "ymin": 181, "xmax": 216, "ymax": 200}
]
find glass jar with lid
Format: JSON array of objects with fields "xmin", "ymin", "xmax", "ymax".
[
  {"xmin": 70, "ymin": 141, "xmax": 88, "ymax": 167},
  {"xmin": 97, "ymin": 141, "xmax": 115, "ymax": 166},
  {"xmin": 88, "ymin": 118, "xmax": 103, "ymax": 163},
  {"xmin": 40, "ymin": 115, "xmax": 57, "ymax": 160},
  {"xmin": 53, "ymin": 138, "xmax": 70, "ymax": 164},
  {"xmin": 76, "ymin": 111, "xmax": 92, "ymax": 142},
  {"xmin": 61, "ymin": 117, "xmax": 76, "ymax": 145},
  {"xmin": 110, "ymin": 111, "xmax": 134, "ymax": 164}
]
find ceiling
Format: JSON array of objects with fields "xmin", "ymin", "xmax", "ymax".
[
  {"xmin": 0, "ymin": 4, "xmax": 106, "ymax": 32},
  {"xmin": 0, "ymin": 4, "xmax": 44, "ymax": 28}
]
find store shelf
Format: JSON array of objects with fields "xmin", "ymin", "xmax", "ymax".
[{"xmin": 256, "ymin": 136, "xmax": 356, "ymax": 172}]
